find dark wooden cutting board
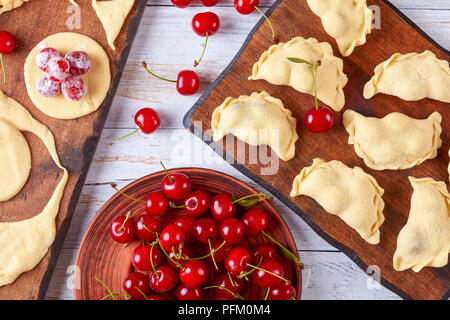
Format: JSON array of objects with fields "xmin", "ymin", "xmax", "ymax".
[
  {"xmin": 184, "ymin": 0, "xmax": 449, "ymax": 300},
  {"xmin": 0, "ymin": 0, "xmax": 146, "ymax": 299}
]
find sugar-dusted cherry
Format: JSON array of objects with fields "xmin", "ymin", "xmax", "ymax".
[
  {"xmin": 131, "ymin": 244, "xmax": 163, "ymax": 272},
  {"xmin": 61, "ymin": 76, "xmax": 87, "ymax": 101},
  {"xmin": 179, "ymin": 260, "xmax": 209, "ymax": 287},
  {"xmin": 123, "ymin": 272, "xmax": 150, "ymax": 300},
  {"xmin": 36, "ymin": 76, "xmax": 61, "ymax": 98},
  {"xmin": 268, "ymin": 282, "xmax": 296, "ymax": 300},
  {"xmin": 192, "ymin": 12, "xmax": 220, "ymax": 66},
  {"xmin": 253, "ymin": 259, "xmax": 286, "ymax": 288},
  {"xmin": 219, "ymin": 217, "xmax": 245, "ymax": 244},
  {"xmin": 177, "ymin": 284, "xmax": 204, "ymax": 300},
  {"xmin": 134, "ymin": 214, "xmax": 161, "ymax": 241},
  {"xmin": 47, "ymin": 56, "xmax": 70, "ymax": 82},
  {"xmin": 36, "ymin": 47, "xmax": 59, "ymax": 72},
  {"xmin": 110, "ymin": 213, "xmax": 135, "ymax": 243},
  {"xmin": 174, "ymin": 215, "xmax": 197, "ymax": 242},
  {"xmin": 142, "ymin": 61, "xmax": 199, "ymax": 95},
  {"xmin": 234, "ymin": 0, "xmax": 276, "ymax": 41},
  {"xmin": 159, "ymin": 224, "xmax": 186, "ymax": 253},
  {"xmin": 65, "ymin": 51, "xmax": 91, "ymax": 76},
  {"xmin": 224, "ymin": 247, "xmax": 251, "ymax": 276},
  {"xmin": 242, "ymin": 208, "xmax": 268, "ymax": 236},
  {"xmin": 0, "ymin": 30, "xmax": 15, "ymax": 85},
  {"xmin": 149, "ymin": 265, "xmax": 179, "ymax": 293},
  {"xmin": 145, "ymin": 191, "xmax": 168, "ymax": 216},
  {"xmin": 171, "ymin": 0, "xmax": 191, "ymax": 8}
]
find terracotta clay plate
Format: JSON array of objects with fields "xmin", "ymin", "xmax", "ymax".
[{"xmin": 75, "ymin": 168, "xmax": 301, "ymax": 300}]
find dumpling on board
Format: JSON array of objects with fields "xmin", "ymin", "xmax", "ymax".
[
  {"xmin": 343, "ymin": 110, "xmax": 442, "ymax": 170},
  {"xmin": 393, "ymin": 177, "xmax": 449, "ymax": 272},
  {"xmin": 306, "ymin": 0, "xmax": 373, "ymax": 57},
  {"xmin": 211, "ymin": 91, "xmax": 298, "ymax": 161},
  {"xmin": 248, "ymin": 37, "xmax": 348, "ymax": 111},
  {"xmin": 363, "ymin": 51, "xmax": 450, "ymax": 103},
  {"xmin": 290, "ymin": 158, "xmax": 385, "ymax": 244}
]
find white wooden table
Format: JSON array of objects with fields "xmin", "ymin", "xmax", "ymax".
[{"xmin": 45, "ymin": 0, "xmax": 450, "ymax": 300}]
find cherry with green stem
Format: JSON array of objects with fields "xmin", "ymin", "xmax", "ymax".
[
  {"xmin": 0, "ymin": 31, "xmax": 15, "ymax": 85},
  {"xmin": 142, "ymin": 61, "xmax": 199, "ymax": 95},
  {"xmin": 115, "ymin": 107, "xmax": 161, "ymax": 141},
  {"xmin": 192, "ymin": 12, "xmax": 220, "ymax": 67},
  {"xmin": 234, "ymin": 0, "xmax": 276, "ymax": 41},
  {"xmin": 287, "ymin": 57, "xmax": 334, "ymax": 133}
]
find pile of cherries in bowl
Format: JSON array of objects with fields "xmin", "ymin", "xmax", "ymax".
[{"xmin": 107, "ymin": 166, "xmax": 302, "ymax": 300}]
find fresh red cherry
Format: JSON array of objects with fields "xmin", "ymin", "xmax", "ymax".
[
  {"xmin": 147, "ymin": 294, "xmax": 165, "ymax": 300},
  {"xmin": 200, "ymin": 0, "xmax": 220, "ymax": 6},
  {"xmin": 110, "ymin": 214, "xmax": 135, "ymax": 243},
  {"xmin": 181, "ymin": 190, "xmax": 210, "ymax": 216},
  {"xmin": 207, "ymin": 239, "xmax": 234, "ymax": 264},
  {"xmin": 253, "ymin": 259, "xmax": 285, "ymax": 288},
  {"xmin": 159, "ymin": 224, "xmax": 186, "ymax": 253},
  {"xmin": 268, "ymin": 283, "xmax": 296, "ymax": 300},
  {"xmin": 219, "ymin": 217, "xmax": 245, "ymax": 244},
  {"xmin": 224, "ymin": 247, "xmax": 251, "ymax": 276},
  {"xmin": 65, "ymin": 51, "xmax": 91, "ymax": 76},
  {"xmin": 252, "ymin": 243, "xmax": 278, "ymax": 264},
  {"xmin": 179, "ymin": 260, "xmax": 209, "ymax": 287},
  {"xmin": 161, "ymin": 171, "xmax": 192, "ymax": 200},
  {"xmin": 176, "ymin": 70, "xmax": 200, "ymax": 95},
  {"xmin": 145, "ymin": 191, "xmax": 169, "ymax": 216},
  {"xmin": 212, "ymin": 273, "xmax": 244, "ymax": 299},
  {"xmin": 194, "ymin": 218, "xmax": 219, "ymax": 244},
  {"xmin": 167, "ymin": 246, "xmax": 193, "ymax": 270},
  {"xmin": 177, "ymin": 284, "xmax": 204, "ymax": 300},
  {"xmin": 174, "ymin": 215, "xmax": 197, "ymax": 242},
  {"xmin": 210, "ymin": 194, "xmax": 236, "ymax": 221},
  {"xmin": 135, "ymin": 108, "xmax": 161, "ymax": 134},
  {"xmin": 131, "ymin": 244, "xmax": 163, "ymax": 272},
  {"xmin": 149, "ymin": 265, "xmax": 179, "ymax": 293},
  {"xmin": 0, "ymin": 31, "xmax": 15, "ymax": 85},
  {"xmin": 134, "ymin": 214, "xmax": 161, "ymax": 241},
  {"xmin": 192, "ymin": 12, "xmax": 220, "ymax": 66},
  {"xmin": 234, "ymin": 0, "xmax": 258, "ymax": 14},
  {"xmin": 36, "ymin": 47, "xmax": 59, "ymax": 72},
  {"xmin": 242, "ymin": 208, "xmax": 268, "ymax": 236},
  {"xmin": 123, "ymin": 272, "xmax": 150, "ymax": 300},
  {"xmin": 304, "ymin": 105, "xmax": 334, "ymax": 133},
  {"xmin": 171, "ymin": 0, "xmax": 191, "ymax": 8}
]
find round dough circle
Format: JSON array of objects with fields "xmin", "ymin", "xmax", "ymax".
[
  {"xmin": 24, "ymin": 32, "xmax": 111, "ymax": 119},
  {"xmin": 0, "ymin": 119, "xmax": 31, "ymax": 202}
]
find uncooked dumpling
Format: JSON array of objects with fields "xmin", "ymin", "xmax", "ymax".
[
  {"xmin": 393, "ymin": 177, "xmax": 449, "ymax": 272},
  {"xmin": 0, "ymin": 0, "xmax": 31, "ymax": 14},
  {"xmin": 249, "ymin": 37, "xmax": 348, "ymax": 111},
  {"xmin": 306, "ymin": 0, "xmax": 372, "ymax": 57},
  {"xmin": 343, "ymin": 110, "xmax": 442, "ymax": 170},
  {"xmin": 364, "ymin": 51, "xmax": 450, "ymax": 103},
  {"xmin": 211, "ymin": 91, "xmax": 298, "ymax": 161},
  {"xmin": 290, "ymin": 158, "xmax": 385, "ymax": 244},
  {"xmin": 92, "ymin": 0, "xmax": 135, "ymax": 50}
]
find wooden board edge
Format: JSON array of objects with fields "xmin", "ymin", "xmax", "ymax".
[
  {"xmin": 37, "ymin": 0, "xmax": 148, "ymax": 300},
  {"xmin": 182, "ymin": 0, "xmax": 450, "ymax": 300}
]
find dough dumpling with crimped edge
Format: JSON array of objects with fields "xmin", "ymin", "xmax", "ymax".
[
  {"xmin": 363, "ymin": 51, "xmax": 450, "ymax": 103},
  {"xmin": 211, "ymin": 91, "xmax": 298, "ymax": 161},
  {"xmin": 290, "ymin": 158, "xmax": 385, "ymax": 245},
  {"xmin": 248, "ymin": 37, "xmax": 348, "ymax": 111},
  {"xmin": 393, "ymin": 177, "xmax": 449, "ymax": 272},
  {"xmin": 343, "ymin": 110, "xmax": 442, "ymax": 170}
]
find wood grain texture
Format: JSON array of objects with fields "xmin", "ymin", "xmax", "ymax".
[
  {"xmin": 0, "ymin": 0, "xmax": 146, "ymax": 300},
  {"xmin": 74, "ymin": 168, "xmax": 301, "ymax": 300},
  {"xmin": 184, "ymin": 0, "xmax": 450, "ymax": 300}
]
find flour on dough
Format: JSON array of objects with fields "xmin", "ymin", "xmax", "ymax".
[{"xmin": 0, "ymin": 0, "xmax": 31, "ymax": 14}]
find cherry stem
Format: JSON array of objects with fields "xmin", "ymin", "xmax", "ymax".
[
  {"xmin": 142, "ymin": 61, "xmax": 177, "ymax": 83},
  {"xmin": 195, "ymin": 31, "xmax": 208, "ymax": 67},
  {"xmin": 253, "ymin": 6, "xmax": 276, "ymax": 41},
  {"xmin": 169, "ymin": 200, "xmax": 190, "ymax": 209},
  {"xmin": 232, "ymin": 192, "xmax": 271, "ymax": 204},
  {"xmin": 238, "ymin": 256, "xmax": 263, "ymax": 279},
  {"xmin": 118, "ymin": 211, "xmax": 132, "ymax": 231},
  {"xmin": 203, "ymin": 285, "xmax": 245, "ymax": 300},
  {"xmin": 171, "ymin": 246, "xmax": 183, "ymax": 260},
  {"xmin": 227, "ymin": 272, "xmax": 236, "ymax": 288},
  {"xmin": 208, "ymin": 238, "xmax": 219, "ymax": 270},
  {"xmin": 244, "ymin": 262, "xmax": 289, "ymax": 284},
  {"xmin": 181, "ymin": 240, "xmax": 226, "ymax": 261},
  {"xmin": 0, "ymin": 54, "xmax": 5, "ymax": 85},
  {"xmin": 156, "ymin": 234, "xmax": 184, "ymax": 269},
  {"xmin": 160, "ymin": 161, "xmax": 173, "ymax": 183},
  {"xmin": 150, "ymin": 242, "xmax": 158, "ymax": 275},
  {"xmin": 261, "ymin": 230, "xmax": 304, "ymax": 268},
  {"xmin": 95, "ymin": 277, "xmax": 116, "ymax": 301},
  {"xmin": 264, "ymin": 287, "xmax": 271, "ymax": 300},
  {"xmin": 101, "ymin": 293, "xmax": 131, "ymax": 300},
  {"xmin": 134, "ymin": 286, "xmax": 149, "ymax": 300},
  {"xmin": 311, "ymin": 62, "xmax": 319, "ymax": 111},
  {"xmin": 114, "ymin": 128, "xmax": 140, "ymax": 141},
  {"xmin": 111, "ymin": 183, "xmax": 145, "ymax": 204}
]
